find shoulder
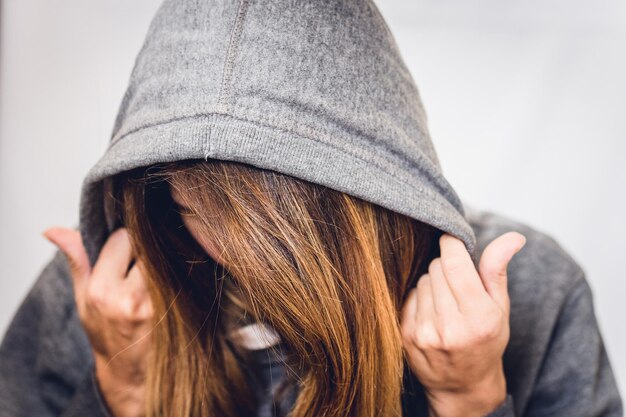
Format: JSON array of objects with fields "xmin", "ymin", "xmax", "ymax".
[
  {"xmin": 464, "ymin": 204, "xmax": 597, "ymax": 407},
  {"xmin": 26, "ymin": 249, "xmax": 76, "ymax": 316},
  {"xmin": 10, "ymin": 249, "xmax": 83, "ymax": 344},
  {"xmin": 0, "ymin": 249, "xmax": 92, "ymax": 414},
  {"xmin": 1, "ymin": 248, "xmax": 78, "ymax": 346}
]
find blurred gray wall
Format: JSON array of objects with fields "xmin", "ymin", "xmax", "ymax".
[{"xmin": 1, "ymin": 0, "xmax": 624, "ymax": 398}]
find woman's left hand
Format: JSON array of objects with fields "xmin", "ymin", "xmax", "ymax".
[{"xmin": 400, "ymin": 232, "xmax": 526, "ymax": 417}]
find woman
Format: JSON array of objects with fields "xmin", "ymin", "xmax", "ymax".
[{"xmin": 0, "ymin": 0, "xmax": 622, "ymax": 416}]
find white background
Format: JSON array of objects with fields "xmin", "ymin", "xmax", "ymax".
[{"xmin": 1, "ymin": 0, "xmax": 624, "ymax": 400}]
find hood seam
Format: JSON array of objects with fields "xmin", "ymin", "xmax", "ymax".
[
  {"xmin": 229, "ymin": 103, "xmax": 454, "ymax": 202},
  {"xmin": 102, "ymin": 114, "xmax": 457, "ymax": 214},
  {"xmin": 107, "ymin": 108, "xmax": 453, "ymax": 206},
  {"xmin": 216, "ymin": 0, "xmax": 250, "ymax": 114}
]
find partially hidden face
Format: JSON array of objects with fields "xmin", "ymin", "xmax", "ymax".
[{"xmin": 169, "ymin": 186, "xmax": 226, "ymax": 266}]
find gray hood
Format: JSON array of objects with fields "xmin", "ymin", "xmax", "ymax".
[{"xmin": 78, "ymin": 0, "xmax": 478, "ymax": 268}]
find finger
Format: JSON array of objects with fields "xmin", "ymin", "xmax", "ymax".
[
  {"xmin": 439, "ymin": 233, "xmax": 487, "ymax": 308},
  {"xmin": 414, "ymin": 274, "xmax": 435, "ymax": 321},
  {"xmin": 400, "ymin": 287, "xmax": 418, "ymax": 329},
  {"xmin": 123, "ymin": 261, "xmax": 150, "ymax": 304},
  {"xmin": 42, "ymin": 227, "xmax": 91, "ymax": 302},
  {"xmin": 478, "ymin": 231, "xmax": 526, "ymax": 314},
  {"xmin": 93, "ymin": 228, "xmax": 135, "ymax": 280},
  {"xmin": 428, "ymin": 258, "xmax": 459, "ymax": 316},
  {"xmin": 115, "ymin": 259, "xmax": 154, "ymax": 323},
  {"xmin": 403, "ymin": 339, "xmax": 433, "ymax": 377},
  {"xmin": 400, "ymin": 285, "xmax": 431, "ymax": 353},
  {"xmin": 124, "ymin": 260, "xmax": 148, "ymax": 290},
  {"xmin": 134, "ymin": 297, "xmax": 154, "ymax": 323}
]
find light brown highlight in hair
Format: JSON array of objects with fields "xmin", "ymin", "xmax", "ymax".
[{"xmin": 108, "ymin": 159, "xmax": 440, "ymax": 417}]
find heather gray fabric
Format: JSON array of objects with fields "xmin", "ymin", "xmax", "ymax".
[
  {"xmin": 78, "ymin": 0, "xmax": 477, "ymax": 270},
  {"xmin": 1, "ymin": 210, "xmax": 624, "ymax": 416},
  {"xmin": 1, "ymin": 0, "xmax": 623, "ymax": 416},
  {"xmin": 1, "ymin": 211, "xmax": 623, "ymax": 416}
]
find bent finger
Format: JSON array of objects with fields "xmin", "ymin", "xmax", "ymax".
[
  {"xmin": 124, "ymin": 260, "xmax": 149, "ymax": 293},
  {"xmin": 428, "ymin": 258, "xmax": 459, "ymax": 317},
  {"xmin": 93, "ymin": 228, "xmax": 135, "ymax": 281},
  {"xmin": 415, "ymin": 274, "xmax": 435, "ymax": 321},
  {"xmin": 439, "ymin": 233, "xmax": 488, "ymax": 310},
  {"xmin": 400, "ymin": 287, "xmax": 419, "ymax": 329}
]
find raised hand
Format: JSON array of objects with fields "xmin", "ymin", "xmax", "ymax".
[
  {"xmin": 400, "ymin": 232, "xmax": 527, "ymax": 417},
  {"xmin": 43, "ymin": 227, "xmax": 153, "ymax": 417}
]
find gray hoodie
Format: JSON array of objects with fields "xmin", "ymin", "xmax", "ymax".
[{"xmin": 0, "ymin": 0, "xmax": 622, "ymax": 416}]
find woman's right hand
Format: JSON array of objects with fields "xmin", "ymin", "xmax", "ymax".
[{"xmin": 43, "ymin": 227, "xmax": 153, "ymax": 417}]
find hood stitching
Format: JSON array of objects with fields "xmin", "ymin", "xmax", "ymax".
[
  {"xmin": 230, "ymin": 103, "xmax": 454, "ymax": 201},
  {"xmin": 99, "ymin": 114, "xmax": 459, "ymax": 217},
  {"xmin": 216, "ymin": 0, "xmax": 250, "ymax": 114},
  {"xmin": 106, "ymin": 107, "xmax": 453, "ymax": 207}
]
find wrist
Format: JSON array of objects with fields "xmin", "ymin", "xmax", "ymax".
[
  {"xmin": 94, "ymin": 355, "xmax": 146, "ymax": 417},
  {"xmin": 94, "ymin": 351, "xmax": 146, "ymax": 385},
  {"xmin": 425, "ymin": 366, "xmax": 507, "ymax": 417}
]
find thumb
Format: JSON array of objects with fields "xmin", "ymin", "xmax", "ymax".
[
  {"xmin": 478, "ymin": 231, "xmax": 527, "ymax": 314},
  {"xmin": 42, "ymin": 227, "xmax": 91, "ymax": 287}
]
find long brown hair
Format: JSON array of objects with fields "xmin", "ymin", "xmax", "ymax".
[{"xmin": 107, "ymin": 159, "xmax": 441, "ymax": 417}]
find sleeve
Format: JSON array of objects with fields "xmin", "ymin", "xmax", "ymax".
[
  {"xmin": 60, "ymin": 367, "xmax": 113, "ymax": 417},
  {"xmin": 0, "ymin": 250, "xmax": 113, "ymax": 417},
  {"xmin": 480, "ymin": 271, "xmax": 623, "ymax": 417},
  {"xmin": 521, "ymin": 273, "xmax": 623, "ymax": 417},
  {"xmin": 483, "ymin": 394, "xmax": 515, "ymax": 417}
]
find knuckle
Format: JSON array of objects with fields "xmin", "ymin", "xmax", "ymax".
[
  {"xmin": 428, "ymin": 257, "xmax": 442, "ymax": 276},
  {"xmin": 415, "ymin": 335, "xmax": 437, "ymax": 352},
  {"xmin": 401, "ymin": 325, "xmax": 413, "ymax": 347},
  {"xmin": 116, "ymin": 293, "xmax": 151, "ymax": 324},
  {"xmin": 138, "ymin": 304, "xmax": 154, "ymax": 322},
  {"xmin": 117, "ymin": 297, "xmax": 139, "ymax": 323},
  {"xmin": 438, "ymin": 327, "xmax": 462, "ymax": 351},
  {"xmin": 416, "ymin": 273, "xmax": 430, "ymax": 291},
  {"xmin": 413, "ymin": 322, "xmax": 440, "ymax": 351},
  {"xmin": 473, "ymin": 321, "xmax": 500, "ymax": 343},
  {"xmin": 441, "ymin": 255, "xmax": 465, "ymax": 276},
  {"xmin": 129, "ymin": 289, "xmax": 145, "ymax": 306},
  {"xmin": 134, "ymin": 297, "xmax": 154, "ymax": 322},
  {"xmin": 85, "ymin": 284, "xmax": 105, "ymax": 310},
  {"xmin": 400, "ymin": 320, "xmax": 414, "ymax": 342}
]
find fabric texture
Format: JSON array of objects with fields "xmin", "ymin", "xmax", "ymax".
[{"xmin": 1, "ymin": 0, "xmax": 623, "ymax": 416}]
